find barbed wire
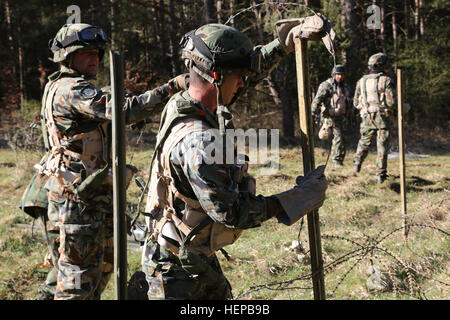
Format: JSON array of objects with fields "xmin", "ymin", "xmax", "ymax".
[{"xmin": 235, "ymin": 222, "xmax": 449, "ymax": 299}]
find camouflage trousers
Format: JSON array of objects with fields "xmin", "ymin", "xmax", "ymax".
[
  {"xmin": 36, "ymin": 215, "xmax": 60, "ymax": 300},
  {"xmin": 328, "ymin": 117, "xmax": 346, "ymax": 164},
  {"xmin": 46, "ymin": 191, "xmax": 114, "ymax": 300},
  {"xmin": 353, "ymin": 113, "xmax": 391, "ymax": 177},
  {"xmin": 141, "ymin": 240, "xmax": 232, "ymax": 300}
]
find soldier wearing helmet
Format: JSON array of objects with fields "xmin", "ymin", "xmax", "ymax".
[
  {"xmin": 353, "ymin": 52, "xmax": 396, "ymax": 183},
  {"xmin": 27, "ymin": 23, "xmax": 187, "ymax": 300},
  {"xmin": 141, "ymin": 22, "xmax": 329, "ymax": 300},
  {"xmin": 311, "ymin": 64, "xmax": 352, "ymax": 167}
]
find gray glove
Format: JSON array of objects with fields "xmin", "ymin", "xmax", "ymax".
[
  {"xmin": 275, "ymin": 13, "xmax": 336, "ymax": 54},
  {"xmin": 167, "ymin": 73, "xmax": 189, "ymax": 97},
  {"xmin": 273, "ymin": 165, "xmax": 328, "ymax": 226}
]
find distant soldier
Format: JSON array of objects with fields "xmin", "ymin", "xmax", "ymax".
[
  {"xmin": 311, "ymin": 65, "xmax": 352, "ymax": 167},
  {"xmin": 353, "ymin": 53, "xmax": 396, "ymax": 183},
  {"xmin": 22, "ymin": 23, "xmax": 187, "ymax": 300}
]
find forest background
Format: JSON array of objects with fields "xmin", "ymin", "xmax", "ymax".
[{"xmin": 0, "ymin": 0, "xmax": 449, "ymax": 139}]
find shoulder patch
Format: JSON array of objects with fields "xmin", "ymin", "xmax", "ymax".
[{"xmin": 80, "ymin": 85, "xmax": 98, "ymax": 99}]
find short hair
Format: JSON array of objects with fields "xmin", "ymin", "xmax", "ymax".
[{"xmin": 189, "ymin": 67, "xmax": 210, "ymax": 88}]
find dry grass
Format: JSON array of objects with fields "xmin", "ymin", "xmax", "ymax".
[{"xmin": 0, "ymin": 133, "xmax": 448, "ymax": 300}]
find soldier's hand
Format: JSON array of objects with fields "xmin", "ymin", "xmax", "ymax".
[
  {"xmin": 167, "ymin": 73, "xmax": 189, "ymax": 97},
  {"xmin": 275, "ymin": 14, "xmax": 335, "ymax": 54},
  {"xmin": 272, "ymin": 165, "xmax": 328, "ymax": 226}
]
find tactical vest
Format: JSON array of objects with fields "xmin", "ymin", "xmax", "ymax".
[
  {"xmin": 325, "ymin": 78, "xmax": 347, "ymax": 116},
  {"xmin": 359, "ymin": 73, "xmax": 387, "ymax": 115},
  {"xmin": 38, "ymin": 74, "xmax": 119, "ymax": 201},
  {"xmin": 144, "ymin": 94, "xmax": 245, "ymax": 257}
]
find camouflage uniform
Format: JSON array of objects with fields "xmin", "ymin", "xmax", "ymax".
[
  {"xmin": 40, "ymin": 65, "xmax": 176, "ymax": 299},
  {"xmin": 142, "ymin": 93, "xmax": 279, "ymax": 299},
  {"xmin": 353, "ymin": 54, "xmax": 395, "ymax": 180},
  {"xmin": 29, "ymin": 23, "xmax": 183, "ymax": 300},
  {"xmin": 142, "ymin": 22, "xmax": 329, "ymax": 300},
  {"xmin": 311, "ymin": 77, "xmax": 351, "ymax": 164},
  {"xmin": 35, "ymin": 216, "xmax": 60, "ymax": 300}
]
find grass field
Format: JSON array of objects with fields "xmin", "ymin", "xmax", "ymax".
[{"xmin": 0, "ymin": 136, "xmax": 448, "ymax": 300}]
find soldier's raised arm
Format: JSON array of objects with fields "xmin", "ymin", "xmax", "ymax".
[{"xmin": 68, "ymin": 74, "xmax": 188, "ymax": 124}]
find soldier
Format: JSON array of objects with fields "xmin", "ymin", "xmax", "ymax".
[
  {"xmin": 353, "ymin": 53, "xmax": 396, "ymax": 183},
  {"xmin": 141, "ymin": 19, "xmax": 331, "ymax": 300},
  {"xmin": 26, "ymin": 23, "xmax": 186, "ymax": 300},
  {"xmin": 311, "ymin": 65, "xmax": 352, "ymax": 167}
]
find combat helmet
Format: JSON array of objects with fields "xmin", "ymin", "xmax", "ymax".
[
  {"xmin": 368, "ymin": 52, "xmax": 388, "ymax": 70},
  {"xmin": 49, "ymin": 23, "xmax": 107, "ymax": 63},
  {"xmin": 332, "ymin": 64, "xmax": 346, "ymax": 75},
  {"xmin": 180, "ymin": 23, "xmax": 259, "ymax": 85}
]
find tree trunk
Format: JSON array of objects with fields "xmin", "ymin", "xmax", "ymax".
[
  {"xmin": 339, "ymin": 0, "xmax": 357, "ymax": 64},
  {"xmin": 380, "ymin": 0, "xmax": 386, "ymax": 53},
  {"xmin": 279, "ymin": 67, "xmax": 295, "ymax": 138},
  {"xmin": 110, "ymin": 0, "xmax": 119, "ymax": 51},
  {"xmin": 5, "ymin": 0, "xmax": 17, "ymax": 77},
  {"xmin": 414, "ymin": 0, "xmax": 419, "ymax": 40},
  {"xmin": 217, "ymin": 0, "xmax": 223, "ymax": 24},
  {"xmin": 404, "ymin": 0, "xmax": 409, "ymax": 38},
  {"xmin": 143, "ymin": 24, "xmax": 149, "ymax": 70},
  {"xmin": 17, "ymin": 26, "xmax": 24, "ymax": 104},
  {"xmin": 229, "ymin": 0, "xmax": 235, "ymax": 27},
  {"xmin": 392, "ymin": 12, "xmax": 398, "ymax": 68},
  {"xmin": 154, "ymin": 0, "xmax": 166, "ymax": 66},
  {"xmin": 167, "ymin": 0, "xmax": 180, "ymax": 77},
  {"xmin": 419, "ymin": 0, "xmax": 424, "ymax": 38},
  {"xmin": 204, "ymin": 0, "xmax": 217, "ymax": 23}
]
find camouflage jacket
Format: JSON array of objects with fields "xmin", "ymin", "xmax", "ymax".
[
  {"xmin": 147, "ymin": 39, "xmax": 286, "ymax": 230},
  {"xmin": 311, "ymin": 77, "xmax": 352, "ymax": 117},
  {"xmin": 167, "ymin": 92, "xmax": 271, "ymax": 229},
  {"xmin": 41, "ymin": 66, "xmax": 172, "ymax": 196},
  {"xmin": 42, "ymin": 66, "xmax": 169, "ymax": 150}
]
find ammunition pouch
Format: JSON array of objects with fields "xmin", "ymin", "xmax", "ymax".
[
  {"xmin": 72, "ymin": 164, "xmax": 109, "ymax": 202},
  {"xmin": 19, "ymin": 172, "xmax": 49, "ymax": 219},
  {"xmin": 19, "ymin": 153, "xmax": 50, "ymax": 219}
]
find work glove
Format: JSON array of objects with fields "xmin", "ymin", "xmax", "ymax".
[
  {"xmin": 273, "ymin": 165, "xmax": 328, "ymax": 226},
  {"xmin": 167, "ymin": 73, "xmax": 190, "ymax": 97},
  {"xmin": 275, "ymin": 13, "xmax": 336, "ymax": 54}
]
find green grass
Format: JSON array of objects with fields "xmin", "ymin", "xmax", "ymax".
[{"xmin": 0, "ymin": 140, "xmax": 448, "ymax": 300}]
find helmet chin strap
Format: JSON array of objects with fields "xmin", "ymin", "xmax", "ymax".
[
  {"xmin": 214, "ymin": 82, "xmax": 226, "ymax": 136},
  {"xmin": 190, "ymin": 63, "xmax": 233, "ymax": 136}
]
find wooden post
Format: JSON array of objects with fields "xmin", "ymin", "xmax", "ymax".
[
  {"xmin": 110, "ymin": 50, "xmax": 128, "ymax": 300},
  {"xmin": 294, "ymin": 38, "xmax": 326, "ymax": 300},
  {"xmin": 397, "ymin": 68, "xmax": 408, "ymax": 239}
]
